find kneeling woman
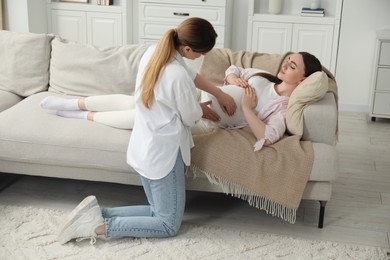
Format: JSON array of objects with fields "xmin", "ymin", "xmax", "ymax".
[{"xmin": 54, "ymin": 17, "xmax": 235, "ymax": 245}]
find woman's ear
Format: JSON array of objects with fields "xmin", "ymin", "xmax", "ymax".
[{"xmin": 183, "ymin": 46, "xmax": 191, "ymax": 53}]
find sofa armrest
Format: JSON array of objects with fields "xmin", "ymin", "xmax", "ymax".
[
  {"xmin": 302, "ymin": 92, "xmax": 338, "ymax": 145},
  {"xmin": 0, "ymin": 90, "xmax": 23, "ymax": 112}
]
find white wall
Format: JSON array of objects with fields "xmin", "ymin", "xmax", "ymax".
[
  {"xmin": 3, "ymin": 0, "xmax": 46, "ymax": 33},
  {"xmin": 3, "ymin": 0, "xmax": 29, "ymax": 32},
  {"xmin": 336, "ymin": 0, "xmax": 390, "ymax": 112},
  {"xmin": 231, "ymin": 0, "xmax": 249, "ymax": 50},
  {"xmin": 26, "ymin": 0, "xmax": 47, "ymax": 33}
]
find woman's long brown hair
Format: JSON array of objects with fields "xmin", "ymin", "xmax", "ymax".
[{"xmin": 250, "ymin": 72, "xmax": 282, "ymax": 84}]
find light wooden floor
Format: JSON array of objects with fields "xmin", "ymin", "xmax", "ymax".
[{"xmin": 0, "ymin": 111, "xmax": 389, "ymax": 251}]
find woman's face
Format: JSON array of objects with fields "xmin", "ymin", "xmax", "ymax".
[{"xmin": 277, "ymin": 53, "xmax": 306, "ymax": 85}]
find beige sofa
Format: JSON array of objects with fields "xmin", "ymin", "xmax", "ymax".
[{"xmin": 0, "ymin": 30, "xmax": 338, "ymax": 228}]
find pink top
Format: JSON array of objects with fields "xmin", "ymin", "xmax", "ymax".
[
  {"xmin": 224, "ymin": 66, "xmax": 273, "ymax": 84},
  {"xmin": 224, "ymin": 65, "xmax": 289, "ymax": 151}
]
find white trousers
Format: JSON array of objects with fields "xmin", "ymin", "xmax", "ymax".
[
  {"xmin": 84, "ymin": 94, "xmax": 135, "ymax": 129},
  {"xmin": 84, "ymin": 94, "xmax": 212, "ymax": 134}
]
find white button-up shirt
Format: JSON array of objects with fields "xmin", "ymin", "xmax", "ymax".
[{"xmin": 127, "ymin": 45, "xmax": 202, "ymax": 180}]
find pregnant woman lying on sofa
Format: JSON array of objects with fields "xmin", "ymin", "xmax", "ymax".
[{"xmin": 41, "ymin": 52, "xmax": 322, "ymax": 151}]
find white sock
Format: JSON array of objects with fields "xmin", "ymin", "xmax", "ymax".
[
  {"xmin": 41, "ymin": 96, "xmax": 80, "ymax": 111},
  {"xmin": 56, "ymin": 110, "xmax": 89, "ymax": 120}
]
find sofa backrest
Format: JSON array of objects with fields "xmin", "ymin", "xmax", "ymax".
[
  {"xmin": 48, "ymin": 37, "xmax": 149, "ymax": 97},
  {"xmin": 0, "ymin": 30, "xmax": 53, "ymax": 97},
  {"xmin": 199, "ymin": 48, "xmax": 285, "ymax": 87}
]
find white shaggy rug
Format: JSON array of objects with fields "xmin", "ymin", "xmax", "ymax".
[{"xmin": 0, "ymin": 204, "xmax": 388, "ymax": 260}]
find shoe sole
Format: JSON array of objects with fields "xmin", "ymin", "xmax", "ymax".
[{"xmin": 57, "ymin": 195, "xmax": 98, "ymax": 242}]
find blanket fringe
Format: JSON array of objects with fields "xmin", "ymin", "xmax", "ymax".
[{"xmin": 190, "ymin": 165, "xmax": 297, "ymax": 224}]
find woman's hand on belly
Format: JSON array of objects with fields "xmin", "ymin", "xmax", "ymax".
[{"xmin": 200, "ymin": 100, "xmax": 220, "ymax": 122}]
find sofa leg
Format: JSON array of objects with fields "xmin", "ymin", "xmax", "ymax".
[{"xmin": 318, "ymin": 200, "xmax": 327, "ymax": 229}]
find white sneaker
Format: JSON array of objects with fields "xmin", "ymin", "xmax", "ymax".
[
  {"xmin": 58, "ymin": 195, "xmax": 98, "ymax": 235},
  {"xmin": 57, "ymin": 196, "xmax": 104, "ymax": 245}
]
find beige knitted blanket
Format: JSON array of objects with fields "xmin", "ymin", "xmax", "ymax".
[{"xmin": 191, "ymin": 128, "xmax": 313, "ymax": 223}]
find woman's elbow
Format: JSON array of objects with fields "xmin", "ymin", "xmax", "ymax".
[{"xmin": 263, "ymin": 139, "xmax": 273, "ymax": 146}]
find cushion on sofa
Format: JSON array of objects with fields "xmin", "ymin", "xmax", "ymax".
[
  {"xmin": 0, "ymin": 30, "xmax": 53, "ymax": 97},
  {"xmin": 286, "ymin": 71, "xmax": 329, "ymax": 136},
  {"xmin": 0, "ymin": 89, "xmax": 23, "ymax": 112},
  {"xmin": 49, "ymin": 38, "xmax": 149, "ymax": 97}
]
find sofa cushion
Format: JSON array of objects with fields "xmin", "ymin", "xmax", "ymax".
[
  {"xmin": 0, "ymin": 89, "xmax": 23, "ymax": 112},
  {"xmin": 49, "ymin": 38, "xmax": 148, "ymax": 97},
  {"xmin": 0, "ymin": 30, "xmax": 53, "ymax": 97},
  {"xmin": 0, "ymin": 91, "xmax": 134, "ymax": 173},
  {"xmin": 286, "ymin": 71, "xmax": 329, "ymax": 136}
]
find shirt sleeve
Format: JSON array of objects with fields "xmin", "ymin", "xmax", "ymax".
[
  {"xmin": 253, "ymin": 98, "xmax": 288, "ymax": 151},
  {"xmin": 174, "ymin": 80, "xmax": 202, "ymax": 128},
  {"xmin": 224, "ymin": 65, "xmax": 272, "ymax": 84},
  {"xmin": 253, "ymin": 112, "xmax": 286, "ymax": 151}
]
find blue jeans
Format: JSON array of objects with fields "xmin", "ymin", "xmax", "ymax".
[{"xmin": 102, "ymin": 150, "xmax": 185, "ymax": 238}]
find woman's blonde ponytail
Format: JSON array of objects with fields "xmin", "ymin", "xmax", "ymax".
[{"xmin": 141, "ymin": 29, "xmax": 177, "ymax": 108}]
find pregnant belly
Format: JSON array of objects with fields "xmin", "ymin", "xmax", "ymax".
[{"xmin": 202, "ymin": 85, "xmax": 251, "ymax": 128}]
